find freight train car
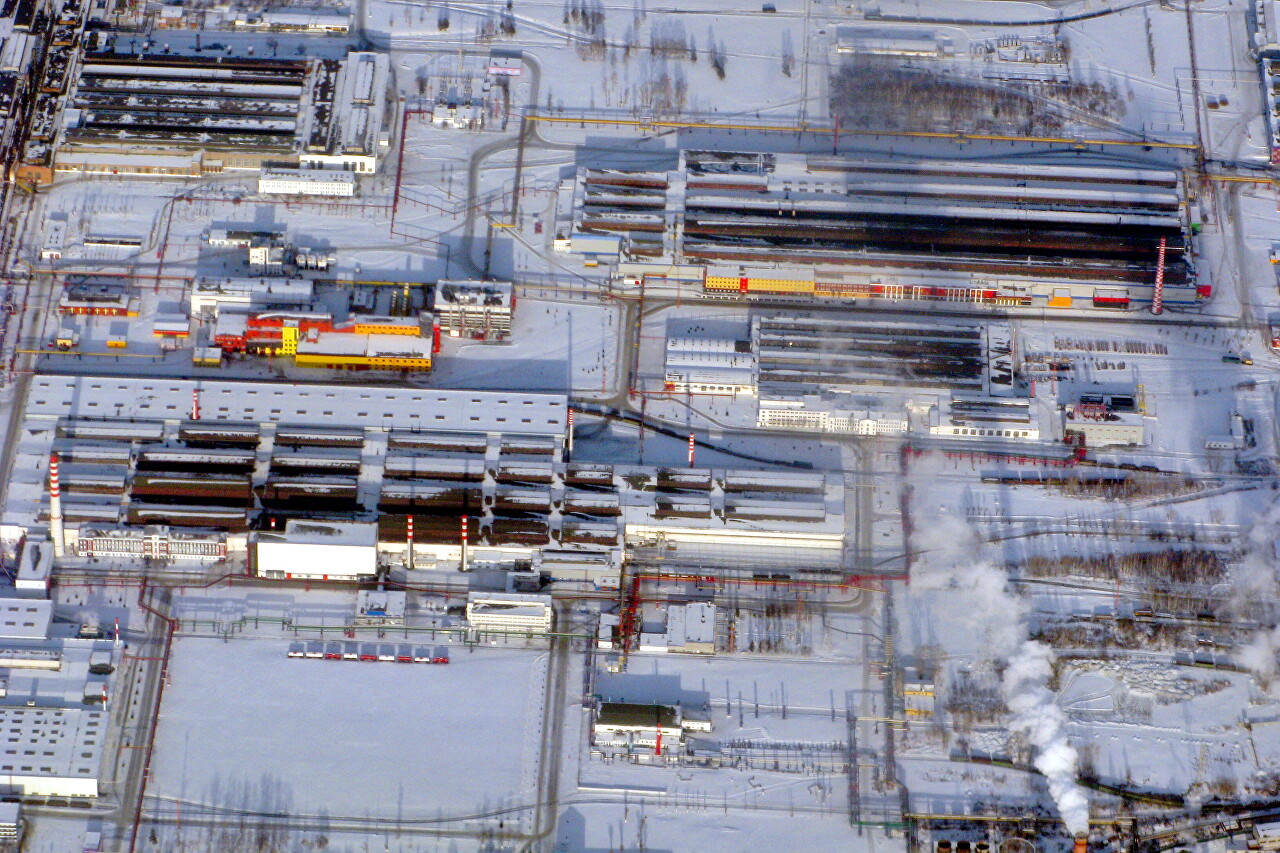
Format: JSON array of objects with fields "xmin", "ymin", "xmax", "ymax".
[{"xmin": 689, "ymin": 265, "xmax": 1205, "ymax": 310}]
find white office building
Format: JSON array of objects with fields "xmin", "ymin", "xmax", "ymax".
[
  {"xmin": 258, "ymin": 168, "xmax": 356, "ymax": 197},
  {"xmin": 466, "ymin": 593, "xmax": 553, "ymax": 633}
]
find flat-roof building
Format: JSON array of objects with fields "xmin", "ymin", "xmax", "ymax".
[
  {"xmin": 301, "ymin": 52, "xmax": 389, "ymax": 174},
  {"xmin": 294, "ymin": 332, "xmax": 433, "ymax": 372},
  {"xmin": 255, "ymin": 520, "xmax": 378, "ymax": 580},
  {"xmin": 258, "ymin": 167, "xmax": 356, "ymax": 197},
  {"xmin": 436, "ymin": 280, "xmax": 514, "ymax": 340},
  {"xmin": 664, "ymin": 336, "xmax": 757, "ymax": 396},
  {"xmin": 466, "ymin": 593, "xmax": 553, "ymax": 633},
  {"xmin": 190, "ymin": 277, "xmax": 314, "ymax": 316},
  {"xmin": 24, "ymin": 51, "xmax": 390, "ymax": 184},
  {"xmin": 0, "ymin": 707, "xmax": 105, "ymax": 798},
  {"xmin": 593, "ymin": 702, "xmax": 686, "ymax": 752},
  {"xmin": 0, "ymin": 599, "xmax": 51, "ymax": 640}
]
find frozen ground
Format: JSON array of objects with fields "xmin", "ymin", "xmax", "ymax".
[{"xmin": 151, "ymin": 638, "xmax": 549, "ymax": 823}]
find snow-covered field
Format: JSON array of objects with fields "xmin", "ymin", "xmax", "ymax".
[{"xmin": 151, "ymin": 638, "xmax": 549, "ymax": 821}]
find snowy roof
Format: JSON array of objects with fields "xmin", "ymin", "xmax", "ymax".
[
  {"xmin": 0, "ymin": 706, "xmax": 104, "ymax": 782},
  {"xmin": 356, "ymin": 589, "xmax": 406, "ymax": 618},
  {"xmin": 665, "ymin": 337, "xmax": 756, "ymax": 386},
  {"xmin": 667, "ymin": 602, "xmax": 715, "ymax": 647},
  {"xmin": 437, "ymin": 280, "xmax": 513, "ymax": 307},
  {"xmin": 297, "ymin": 332, "xmax": 431, "ymax": 359},
  {"xmin": 260, "ymin": 167, "xmax": 355, "ymax": 185},
  {"xmin": 258, "ymin": 519, "xmax": 376, "ymax": 548},
  {"xmin": 596, "ymin": 702, "xmax": 680, "ymax": 730},
  {"xmin": 23, "ymin": 376, "xmax": 568, "ymax": 437},
  {"xmin": 0, "ymin": 598, "xmax": 51, "ymax": 639}
]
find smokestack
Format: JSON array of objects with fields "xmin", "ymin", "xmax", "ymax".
[
  {"xmin": 191, "ymin": 387, "xmax": 200, "ymax": 421},
  {"xmin": 566, "ymin": 409, "xmax": 574, "ymax": 460},
  {"xmin": 48, "ymin": 453, "xmax": 65, "ymax": 559},
  {"xmin": 460, "ymin": 514, "xmax": 468, "ymax": 571},
  {"xmin": 1073, "ymin": 835, "xmax": 1088, "ymax": 853},
  {"xmin": 687, "ymin": 432, "xmax": 695, "ymax": 468},
  {"xmin": 406, "ymin": 515, "xmax": 414, "ymax": 569}
]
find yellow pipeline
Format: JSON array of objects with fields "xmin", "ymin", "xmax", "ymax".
[{"xmin": 526, "ymin": 114, "xmax": 1200, "ymax": 151}]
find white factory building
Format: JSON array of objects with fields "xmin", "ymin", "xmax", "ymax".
[
  {"xmin": 0, "ymin": 707, "xmax": 105, "ymax": 798},
  {"xmin": 466, "ymin": 593, "xmax": 554, "ymax": 634},
  {"xmin": 756, "ymin": 395, "xmax": 909, "ymax": 435},
  {"xmin": 928, "ymin": 397, "xmax": 1041, "ymax": 441},
  {"xmin": 258, "ymin": 167, "xmax": 356, "ymax": 197},
  {"xmin": 435, "ymin": 280, "xmax": 515, "ymax": 340},
  {"xmin": 255, "ymin": 520, "xmax": 378, "ymax": 580},
  {"xmin": 189, "ymin": 277, "xmax": 314, "ymax": 316},
  {"xmin": 592, "ymin": 702, "xmax": 712, "ymax": 753},
  {"xmin": 664, "ymin": 336, "xmax": 757, "ymax": 396},
  {"xmin": 300, "ymin": 52, "xmax": 390, "ymax": 174},
  {"xmin": 0, "ymin": 585, "xmax": 119, "ymax": 801}
]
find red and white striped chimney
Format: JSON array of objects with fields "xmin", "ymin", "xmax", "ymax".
[
  {"xmin": 191, "ymin": 387, "xmax": 201, "ymax": 420},
  {"xmin": 406, "ymin": 515, "xmax": 415, "ymax": 569},
  {"xmin": 687, "ymin": 433, "xmax": 696, "ymax": 468},
  {"xmin": 48, "ymin": 453, "xmax": 65, "ymax": 558},
  {"xmin": 460, "ymin": 514, "xmax": 469, "ymax": 571}
]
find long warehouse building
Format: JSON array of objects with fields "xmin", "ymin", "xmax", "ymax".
[
  {"xmin": 19, "ymin": 49, "xmax": 389, "ymax": 183},
  {"xmin": 569, "ymin": 150, "xmax": 1201, "ymax": 311}
]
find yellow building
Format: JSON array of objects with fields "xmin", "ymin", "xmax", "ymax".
[{"xmin": 294, "ymin": 332, "xmax": 433, "ymax": 371}]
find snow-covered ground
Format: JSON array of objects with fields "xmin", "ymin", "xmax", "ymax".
[{"xmin": 151, "ymin": 638, "xmax": 549, "ymax": 823}]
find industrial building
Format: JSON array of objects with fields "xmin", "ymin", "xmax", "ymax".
[
  {"xmin": 663, "ymin": 603, "xmax": 717, "ymax": 654},
  {"xmin": 190, "ymin": 278, "xmax": 315, "ymax": 316},
  {"xmin": 0, "ymin": 707, "xmax": 104, "ymax": 798},
  {"xmin": 7, "ymin": 375, "xmax": 847, "ymax": 576},
  {"xmin": 230, "ymin": 8, "xmax": 351, "ymax": 33},
  {"xmin": 213, "ymin": 310, "xmax": 432, "ymax": 351},
  {"xmin": 466, "ymin": 593, "xmax": 554, "ymax": 634},
  {"xmin": 39, "ymin": 216, "xmax": 66, "ymax": 261},
  {"xmin": 74, "ymin": 526, "xmax": 228, "ymax": 561},
  {"xmin": 258, "ymin": 167, "xmax": 356, "ymax": 197},
  {"xmin": 354, "ymin": 590, "xmax": 407, "ymax": 626},
  {"xmin": 295, "ymin": 332, "xmax": 434, "ymax": 372},
  {"xmin": 1061, "ymin": 392, "xmax": 1147, "ymax": 447},
  {"xmin": 592, "ymin": 702, "xmax": 711, "ymax": 753},
  {"xmin": 570, "ymin": 151, "xmax": 1201, "ymax": 311},
  {"xmin": 0, "ymin": 599, "xmax": 50, "ymax": 640},
  {"xmin": 756, "ymin": 395, "xmax": 909, "ymax": 435},
  {"xmin": 19, "ymin": 49, "xmax": 389, "ymax": 184},
  {"xmin": 435, "ymin": 280, "xmax": 514, "ymax": 340},
  {"xmin": 928, "ymin": 397, "xmax": 1040, "ymax": 440},
  {"xmin": 751, "ymin": 316, "xmax": 1008, "ymax": 400},
  {"xmin": 301, "ymin": 52, "xmax": 389, "ymax": 174},
  {"xmin": 57, "ymin": 278, "xmax": 136, "ymax": 317},
  {"xmin": 255, "ymin": 520, "xmax": 378, "ymax": 581},
  {"xmin": 664, "ymin": 336, "xmax": 757, "ymax": 396}
]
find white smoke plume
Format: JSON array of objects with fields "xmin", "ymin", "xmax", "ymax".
[
  {"xmin": 1230, "ymin": 492, "xmax": 1280, "ymax": 679},
  {"xmin": 1003, "ymin": 640, "xmax": 1090, "ymax": 836},
  {"xmin": 909, "ymin": 513, "xmax": 1026, "ymax": 656},
  {"xmin": 906, "ymin": 452, "xmax": 1088, "ymax": 833}
]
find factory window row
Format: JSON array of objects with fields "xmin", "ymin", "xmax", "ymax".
[{"xmin": 953, "ymin": 428, "xmax": 1031, "ymax": 438}]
